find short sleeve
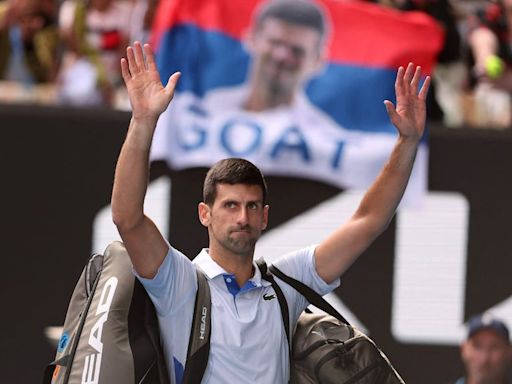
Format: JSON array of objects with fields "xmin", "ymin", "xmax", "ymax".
[
  {"xmin": 272, "ymin": 245, "xmax": 340, "ymax": 296},
  {"xmin": 135, "ymin": 246, "xmax": 197, "ymax": 316}
]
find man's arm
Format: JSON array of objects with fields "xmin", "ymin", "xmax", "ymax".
[
  {"xmin": 111, "ymin": 42, "xmax": 180, "ymax": 278},
  {"xmin": 315, "ymin": 63, "xmax": 430, "ymax": 284}
]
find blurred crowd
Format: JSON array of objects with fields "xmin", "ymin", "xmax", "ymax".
[
  {"xmin": 0, "ymin": 0, "xmax": 157, "ymax": 108},
  {"xmin": 369, "ymin": 0, "xmax": 512, "ymax": 128},
  {"xmin": 1, "ymin": 0, "xmax": 512, "ymax": 128}
]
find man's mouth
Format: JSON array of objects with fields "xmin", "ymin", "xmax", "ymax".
[{"xmin": 231, "ymin": 227, "xmax": 251, "ymax": 234}]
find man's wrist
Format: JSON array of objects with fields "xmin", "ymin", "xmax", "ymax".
[
  {"xmin": 397, "ymin": 134, "xmax": 421, "ymax": 149},
  {"xmin": 131, "ymin": 114, "xmax": 159, "ymax": 127}
]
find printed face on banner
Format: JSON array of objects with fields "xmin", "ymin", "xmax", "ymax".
[{"xmin": 246, "ymin": 17, "xmax": 324, "ymax": 108}]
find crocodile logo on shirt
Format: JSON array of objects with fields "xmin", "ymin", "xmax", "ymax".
[{"xmin": 263, "ymin": 293, "xmax": 276, "ymax": 301}]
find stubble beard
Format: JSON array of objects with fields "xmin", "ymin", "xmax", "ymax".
[{"xmin": 221, "ymin": 227, "xmax": 259, "ymax": 257}]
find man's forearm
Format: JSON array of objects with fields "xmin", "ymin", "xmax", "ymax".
[
  {"xmin": 354, "ymin": 135, "xmax": 419, "ymax": 232},
  {"xmin": 111, "ymin": 116, "xmax": 158, "ymax": 231}
]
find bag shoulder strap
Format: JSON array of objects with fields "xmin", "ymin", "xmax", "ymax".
[
  {"xmin": 182, "ymin": 267, "xmax": 212, "ymax": 384},
  {"xmin": 268, "ymin": 264, "xmax": 350, "ymax": 325},
  {"xmin": 255, "ymin": 258, "xmax": 291, "ymax": 344}
]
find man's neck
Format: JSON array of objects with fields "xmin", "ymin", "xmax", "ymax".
[{"xmin": 208, "ymin": 247, "xmax": 255, "ymax": 287}]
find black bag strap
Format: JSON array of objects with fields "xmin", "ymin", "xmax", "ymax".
[
  {"xmin": 268, "ymin": 264, "xmax": 350, "ymax": 326},
  {"xmin": 182, "ymin": 267, "xmax": 212, "ymax": 384},
  {"xmin": 255, "ymin": 258, "xmax": 291, "ymax": 344}
]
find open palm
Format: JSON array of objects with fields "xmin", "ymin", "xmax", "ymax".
[
  {"xmin": 121, "ymin": 42, "xmax": 180, "ymax": 121},
  {"xmin": 384, "ymin": 63, "xmax": 430, "ymax": 141}
]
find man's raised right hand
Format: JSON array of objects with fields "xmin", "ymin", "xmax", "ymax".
[{"xmin": 121, "ymin": 42, "xmax": 181, "ymax": 122}]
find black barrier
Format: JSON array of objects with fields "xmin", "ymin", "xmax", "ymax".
[{"xmin": 1, "ymin": 104, "xmax": 511, "ymax": 383}]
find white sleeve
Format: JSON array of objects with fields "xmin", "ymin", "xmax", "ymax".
[
  {"xmin": 272, "ymin": 245, "xmax": 340, "ymax": 296},
  {"xmin": 135, "ymin": 246, "xmax": 197, "ymax": 316}
]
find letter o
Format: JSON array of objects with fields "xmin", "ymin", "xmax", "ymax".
[{"xmin": 220, "ymin": 119, "xmax": 262, "ymax": 156}]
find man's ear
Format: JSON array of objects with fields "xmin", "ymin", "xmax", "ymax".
[
  {"xmin": 507, "ymin": 343, "xmax": 512, "ymax": 361},
  {"xmin": 309, "ymin": 47, "xmax": 326, "ymax": 78},
  {"xmin": 198, "ymin": 202, "xmax": 211, "ymax": 227},
  {"xmin": 262, "ymin": 204, "xmax": 269, "ymax": 230},
  {"xmin": 243, "ymin": 26, "xmax": 257, "ymax": 55},
  {"xmin": 460, "ymin": 341, "xmax": 470, "ymax": 364}
]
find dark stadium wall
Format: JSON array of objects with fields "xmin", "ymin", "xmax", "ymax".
[{"xmin": 1, "ymin": 104, "xmax": 511, "ymax": 383}]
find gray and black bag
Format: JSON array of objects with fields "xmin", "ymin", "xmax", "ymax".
[{"xmin": 43, "ymin": 241, "xmax": 169, "ymax": 384}]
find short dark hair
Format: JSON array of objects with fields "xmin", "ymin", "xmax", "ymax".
[
  {"xmin": 254, "ymin": 0, "xmax": 328, "ymax": 40},
  {"xmin": 203, "ymin": 158, "xmax": 268, "ymax": 205}
]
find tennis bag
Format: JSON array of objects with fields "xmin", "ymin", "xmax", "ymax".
[
  {"xmin": 260, "ymin": 261, "xmax": 406, "ymax": 384},
  {"xmin": 43, "ymin": 241, "xmax": 169, "ymax": 384}
]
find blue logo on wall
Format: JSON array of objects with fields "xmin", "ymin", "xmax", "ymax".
[{"xmin": 57, "ymin": 332, "xmax": 69, "ymax": 353}]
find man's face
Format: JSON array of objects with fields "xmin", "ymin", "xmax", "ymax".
[
  {"xmin": 199, "ymin": 183, "xmax": 268, "ymax": 257},
  {"xmin": 461, "ymin": 329, "xmax": 512, "ymax": 383},
  {"xmin": 247, "ymin": 17, "xmax": 324, "ymax": 98},
  {"xmin": 15, "ymin": 0, "xmax": 44, "ymax": 39}
]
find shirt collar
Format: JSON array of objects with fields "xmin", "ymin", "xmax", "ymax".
[{"xmin": 193, "ymin": 249, "xmax": 272, "ymax": 287}]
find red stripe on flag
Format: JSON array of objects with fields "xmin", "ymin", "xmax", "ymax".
[
  {"xmin": 323, "ymin": 1, "xmax": 444, "ymax": 72},
  {"xmin": 151, "ymin": 0, "xmax": 259, "ymax": 48},
  {"xmin": 151, "ymin": 0, "xmax": 443, "ymax": 73}
]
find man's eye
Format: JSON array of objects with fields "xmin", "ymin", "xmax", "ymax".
[{"xmin": 248, "ymin": 203, "xmax": 258, "ymax": 210}]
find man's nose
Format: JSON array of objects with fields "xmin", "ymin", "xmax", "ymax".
[
  {"xmin": 272, "ymin": 44, "xmax": 295, "ymax": 63},
  {"xmin": 237, "ymin": 207, "xmax": 249, "ymax": 225}
]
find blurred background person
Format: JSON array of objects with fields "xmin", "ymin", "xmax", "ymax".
[
  {"xmin": 56, "ymin": 0, "xmax": 132, "ymax": 106},
  {"xmin": 465, "ymin": 0, "xmax": 512, "ymax": 128},
  {"xmin": 0, "ymin": 0, "xmax": 59, "ymax": 86},
  {"xmin": 454, "ymin": 314, "xmax": 512, "ymax": 384},
  {"xmin": 128, "ymin": 0, "xmax": 159, "ymax": 45}
]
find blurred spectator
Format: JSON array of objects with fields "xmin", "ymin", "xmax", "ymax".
[
  {"xmin": 128, "ymin": 0, "xmax": 159, "ymax": 44},
  {"xmin": 454, "ymin": 314, "xmax": 512, "ymax": 384},
  {"xmin": 464, "ymin": 0, "xmax": 512, "ymax": 128},
  {"xmin": 0, "ymin": 0, "xmax": 59, "ymax": 84},
  {"xmin": 57, "ymin": 0, "xmax": 132, "ymax": 106}
]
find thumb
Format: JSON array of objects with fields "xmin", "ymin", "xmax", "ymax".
[
  {"xmin": 384, "ymin": 100, "xmax": 400, "ymax": 126},
  {"xmin": 165, "ymin": 72, "xmax": 181, "ymax": 95}
]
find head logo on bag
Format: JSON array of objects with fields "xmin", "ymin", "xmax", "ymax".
[
  {"xmin": 199, "ymin": 306, "xmax": 208, "ymax": 341},
  {"xmin": 82, "ymin": 276, "xmax": 118, "ymax": 384},
  {"xmin": 58, "ymin": 333, "xmax": 69, "ymax": 353}
]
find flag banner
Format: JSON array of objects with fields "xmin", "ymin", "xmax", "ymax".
[{"xmin": 150, "ymin": 0, "xmax": 443, "ymax": 204}]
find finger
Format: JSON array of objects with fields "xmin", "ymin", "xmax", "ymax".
[
  {"xmin": 133, "ymin": 41, "xmax": 145, "ymax": 70},
  {"xmin": 410, "ymin": 66, "xmax": 421, "ymax": 92},
  {"xmin": 165, "ymin": 72, "xmax": 181, "ymax": 94},
  {"xmin": 418, "ymin": 75, "xmax": 431, "ymax": 101},
  {"xmin": 120, "ymin": 58, "xmax": 130, "ymax": 83},
  {"xmin": 144, "ymin": 43, "xmax": 157, "ymax": 72},
  {"xmin": 403, "ymin": 62, "xmax": 415, "ymax": 86},
  {"xmin": 395, "ymin": 66, "xmax": 405, "ymax": 94},
  {"xmin": 126, "ymin": 46, "xmax": 137, "ymax": 75}
]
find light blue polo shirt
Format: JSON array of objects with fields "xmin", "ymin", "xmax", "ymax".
[{"xmin": 137, "ymin": 245, "xmax": 339, "ymax": 384}]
